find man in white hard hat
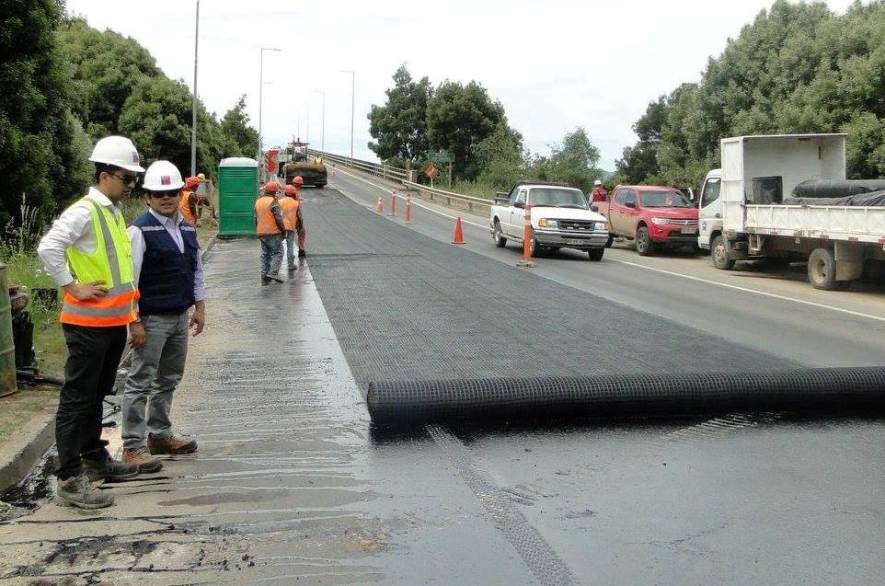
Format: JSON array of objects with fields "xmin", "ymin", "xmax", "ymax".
[
  {"xmin": 590, "ymin": 179, "xmax": 608, "ymax": 204},
  {"xmin": 37, "ymin": 135, "xmax": 144, "ymax": 509},
  {"xmin": 122, "ymin": 161, "xmax": 206, "ymax": 475}
]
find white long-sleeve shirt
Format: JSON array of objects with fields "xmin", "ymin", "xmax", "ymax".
[
  {"xmin": 37, "ymin": 187, "xmax": 123, "ymax": 287},
  {"xmin": 127, "ymin": 209, "xmax": 206, "ymax": 307}
]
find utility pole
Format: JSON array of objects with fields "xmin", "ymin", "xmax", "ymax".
[
  {"xmin": 340, "ymin": 70, "xmax": 355, "ymax": 160},
  {"xmin": 258, "ymin": 47, "xmax": 281, "ymax": 161},
  {"xmin": 189, "ymin": 0, "xmax": 200, "ymax": 176}
]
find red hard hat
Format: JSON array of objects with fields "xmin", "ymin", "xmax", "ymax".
[
  {"xmin": 284, "ymin": 184, "xmax": 297, "ymax": 196},
  {"xmin": 264, "ymin": 181, "xmax": 279, "ymax": 194},
  {"xmin": 293, "ymin": 176, "xmax": 304, "ymax": 186},
  {"xmin": 185, "ymin": 176, "xmax": 201, "ymax": 189}
]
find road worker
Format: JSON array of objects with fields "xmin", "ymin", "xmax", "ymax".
[
  {"xmin": 255, "ymin": 181, "xmax": 286, "ymax": 284},
  {"xmin": 280, "ymin": 184, "xmax": 302, "ymax": 272},
  {"xmin": 590, "ymin": 179, "xmax": 608, "ymax": 203},
  {"xmin": 37, "ymin": 136, "xmax": 144, "ymax": 509},
  {"xmin": 179, "ymin": 177, "xmax": 200, "ymax": 226},
  {"xmin": 291, "ymin": 175, "xmax": 307, "ymax": 257},
  {"xmin": 122, "ymin": 161, "xmax": 206, "ymax": 474}
]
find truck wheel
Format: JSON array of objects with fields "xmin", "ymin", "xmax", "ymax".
[
  {"xmin": 588, "ymin": 248, "xmax": 604, "ymax": 261},
  {"xmin": 493, "ymin": 220, "xmax": 507, "ymax": 248},
  {"xmin": 605, "ymin": 235, "xmax": 614, "ymax": 248},
  {"xmin": 711, "ymin": 235, "xmax": 735, "ymax": 270},
  {"xmin": 529, "ymin": 237, "xmax": 541, "ymax": 258},
  {"xmin": 808, "ymin": 247, "xmax": 842, "ymax": 290},
  {"xmin": 636, "ymin": 226, "xmax": 655, "ymax": 256}
]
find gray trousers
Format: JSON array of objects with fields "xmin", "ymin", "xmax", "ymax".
[
  {"xmin": 122, "ymin": 312, "xmax": 189, "ymax": 449},
  {"xmin": 284, "ymin": 231, "xmax": 297, "ymax": 269},
  {"xmin": 259, "ymin": 234, "xmax": 282, "ymax": 278}
]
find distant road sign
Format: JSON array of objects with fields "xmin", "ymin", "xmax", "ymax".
[{"xmin": 423, "ymin": 163, "xmax": 439, "ymax": 180}]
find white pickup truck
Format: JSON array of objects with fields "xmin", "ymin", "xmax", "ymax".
[
  {"xmin": 490, "ymin": 181, "xmax": 609, "ymax": 260},
  {"xmin": 698, "ymin": 134, "xmax": 885, "ymax": 289}
]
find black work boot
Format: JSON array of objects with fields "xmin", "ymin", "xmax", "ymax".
[{"xmin": 83, "ymin": 454, "xmax": 139, "ymax": 483}]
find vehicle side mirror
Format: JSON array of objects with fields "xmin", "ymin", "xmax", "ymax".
[
  {"xmin": 625, "ymin": 201, "xmax": 637, "ymax": 209},
  {"xmin": 514, "ymin": 201, "xmax": 525, "ymax": 209},
  {"xmin": 590, "ymin": 204, "xmax": 599, "ymax": 212}
]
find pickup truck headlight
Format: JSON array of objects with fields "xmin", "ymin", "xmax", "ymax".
[
  {"xmin": 651, "ymin": 217, "xmax": 671, "ymax": 226},
  {"xmin": 596, "ymin": 222, "xmax": 607, "ymax": 231},
  {"xmin": 538, "ymin": 218, "xmax": 558, "ymax": 229}
]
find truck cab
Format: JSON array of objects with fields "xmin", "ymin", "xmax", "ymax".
[{"xmin": 698, "ymin": 168, "xmax": 722, "ymax": 252}]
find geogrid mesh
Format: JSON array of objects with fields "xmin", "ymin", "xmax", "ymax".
[{"xmin": 303, "ymin": 190, "xmax": 885, "ymax": 426}]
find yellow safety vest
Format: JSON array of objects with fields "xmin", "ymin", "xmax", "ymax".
[{"xmin": 60, "ymin": 198, "xmax": 139, "ymax": 327}]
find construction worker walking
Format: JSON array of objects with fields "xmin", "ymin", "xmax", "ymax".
[
  {"xmin": 291, "ymin": 175, "xmax": 307, "ymax": 257},
  {"xmin": 37, "ymin": 136, "xmax": 144, "ymax": 509},
  {"xmin": 179, "ymin": 177, "xmax": 200, "ymax": 226},
  {"xmin": 280, "ymin": 184, "xmax": 302, "ymax": 271},
  {"xmin": 255, "ymin": 181, "xmax": 286, "ymax": 284},
  {"xmin": 590, "ymin": 179, "xmax": 608, "ymax": 203},
  {"xmin": 122, "ymin": 161, "xmax": 206, "ymax": 474}
]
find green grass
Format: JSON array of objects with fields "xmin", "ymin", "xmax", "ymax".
[{"xmin": 446, "ymin": 180, "xmax": 501, "ymax": 200}]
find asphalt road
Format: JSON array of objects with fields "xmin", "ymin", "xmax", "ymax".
[
  {"xmin": 328, "ymin": 166, "xmax": 885, "ymax": 367},
  {"xmin": 0, "ymin": 178, "xmax": 882, "ymax": 585}
]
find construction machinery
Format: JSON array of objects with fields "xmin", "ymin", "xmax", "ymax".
[{"xmin": 281, "ymin": 139, "xmax": 327, "ymax": 188}]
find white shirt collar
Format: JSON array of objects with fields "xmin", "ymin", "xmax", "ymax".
[{"xmin": 87, "ymin": 186, "xmax": 116, "ymax": 207}]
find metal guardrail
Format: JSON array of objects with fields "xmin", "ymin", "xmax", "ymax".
[{"xmin": 309, "ymin": 149, "xmax": 493, "ymax": 213}]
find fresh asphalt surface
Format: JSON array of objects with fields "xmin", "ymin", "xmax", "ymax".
[{"xmin": 0, "ymin": 175, "xmax": 882, "ymax": 584}]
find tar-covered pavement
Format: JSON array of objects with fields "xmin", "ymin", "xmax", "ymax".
[{"xmin": 0, "ymin": 187, "xmax": 882, "ymax": 585}]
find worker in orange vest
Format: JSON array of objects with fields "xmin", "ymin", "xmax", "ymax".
[
  {"xmin": 280, "ymin": 184, "xmax": 302, "ymax": 272},
  {"xmin": 291, "ymin": 175, "xmax": 307, "ymax": 257},
  {"xmin": 180, "ymin": 177, "xmax": 200, "ymax": 226},
  {"xmin": 255, "ymin": 181, "xmax": 286, "ymax": 284}
]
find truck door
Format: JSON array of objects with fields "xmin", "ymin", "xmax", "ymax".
[
  {"xmin": 698, "ymin": 172, "xmax": 722, "ymax": 249},
  {"xmin": 609, "ymin": 188, "xmax": 625, "ymax": 235},
  {"xmin": 508, "ymin": 188, "xmax": 528, "ymax": 238}
]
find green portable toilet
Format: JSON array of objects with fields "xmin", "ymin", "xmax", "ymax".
[{"xmin": 218, "ymin": 157, "xmax": 259, "ymax": 238}]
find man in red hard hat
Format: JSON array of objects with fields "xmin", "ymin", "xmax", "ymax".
[{"xmin": 291, "ymin": 176, "xmax": 307, "ymax": 257}]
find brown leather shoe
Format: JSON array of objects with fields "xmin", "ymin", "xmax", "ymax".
[
  {"xmin": 148, "ymin": 434, "xmax": 198, "ymax": 455},
  {"xmin": 123, "ymin": 448, "xmax": 163, "ymax": 473}
]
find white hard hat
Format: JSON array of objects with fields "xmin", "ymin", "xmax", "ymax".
[
  {"xmin": 142, "ymin": 160, "xmax": 184, "ymax": 191},
  {"xmin": 594, "ymin": 179, "xmax": 602, "ymax": 186},
  {"xmin": 89, "ymin": 135, "xmax": 145, "ymax": 173}
]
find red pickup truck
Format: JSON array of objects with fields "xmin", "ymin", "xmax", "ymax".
[{"xmin": 593, "ymin": 185, "xmax": 699, "ymax": 256}]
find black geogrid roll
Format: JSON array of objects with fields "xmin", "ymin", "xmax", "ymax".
[
  {"xmin": 303, "ymin": 188, "xmax": 885, "ymax": 426},
  {"xmin": 367, "ymin": 368, "xmax": 885, "ymax": 425}
]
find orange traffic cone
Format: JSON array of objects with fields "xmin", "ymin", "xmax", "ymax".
[
  {"xmin": 375, "ymin": 196, "xmax": 384, "ymax": 213},
  {"xmin": 451, "ymin": 216, "xmax": 465, "ymax": 245},
  {"xmin": 389, "ymin": 191, "xmax": 397, "ymax": 216}
]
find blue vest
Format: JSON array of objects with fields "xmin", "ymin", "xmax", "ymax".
[{"xmin": 133, "ymin": 212, "xmax": 199, "ymax": 315}]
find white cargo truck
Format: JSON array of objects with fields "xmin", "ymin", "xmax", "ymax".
[{"xmin": 698, "ymin": 134, "xmax": 885, "ymax": 290}]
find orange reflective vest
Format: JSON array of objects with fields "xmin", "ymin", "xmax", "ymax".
[
  {"xmin": 255, "ymin": 196, "xmax": 282, "ymax": 235},
  {"xmin": 60, "ymin": 198, "xmax": 139, "ymax": 327},
  {"xmin": 279, "ymin": 197, "xmax": 300, "ymax": 232},
  {"xmin": 180, "ymin": 191, "xmax": 197, "ymax": 225}
]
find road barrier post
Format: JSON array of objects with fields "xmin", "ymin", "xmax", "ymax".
[
  {"xmin": 405, "ymin": 195, "xmax": 413, "ymax": 224},
  {"xmin": 375, "ymin": 196, "xmax": 384, "ymax": 213},
  {"xmin": 518, "ymin": 204, "xmax": 535, "ymax": 268},
  {"xmin": 389, "ymin": 191, "xmax": 397, "ymax": 217}
]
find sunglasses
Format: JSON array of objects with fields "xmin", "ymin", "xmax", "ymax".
[
  {"xmin": 149, "ymin": 191, "xmax": 180, "ymax": 199},
  {"xmin": 112, "ymin": 173, "xmax": 139, "ymax": 186}
]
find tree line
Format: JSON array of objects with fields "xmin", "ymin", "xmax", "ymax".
[
  {"xmin": 367, "ymin": 65, "xmax": 605, "ymax": 193},
  {"xmin": 0, "ymin": 1, "xmax": 259, "ymax": 225},
  {"xmin": 614, "ymin": 0, "xmax": 885, "ymax": 188}
]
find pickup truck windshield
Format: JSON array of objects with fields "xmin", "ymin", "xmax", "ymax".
[
  {"xmin": 640, "ymin": 190, "xmax": 692, "ymax": 208},
  {"xmin": 530, "ymin": 188, "xmax": 588, "ymax": 209}
]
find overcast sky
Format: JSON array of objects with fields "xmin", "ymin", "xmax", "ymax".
[{"xmin": 66, "ymin": 0, "xmax": 858, "ymax": 170}]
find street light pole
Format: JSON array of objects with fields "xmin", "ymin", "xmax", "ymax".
[
  {"xmin": 314, "ymin": 90, "xmax": 326, "ymax": 153},
  {"xmin": 306, "ymin": 103, "xmax": 310, "ymax": 146},
  {"xmin": 258, "ymin": 47, "xmax": 281, "ymax": 161},
  {"xmin": 189, "ymin": 0, "xmax": 200, "ymax": 176},
  {"xmin": 340, "ymin": 70, "xmax": 355, "ymax": 160}
]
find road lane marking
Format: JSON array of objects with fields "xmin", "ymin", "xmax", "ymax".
[
  {"xmin": 611, "ymin": 258, "xmax": 885, "ymax": 323},
  {"xmin": 332, "ymin": 165, "xmax": 885, "ymax": 324}
]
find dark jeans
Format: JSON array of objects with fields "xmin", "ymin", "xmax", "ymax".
[{"xmin": 56, "ymin": 324, "xmax": 127, "ymax": 479}]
